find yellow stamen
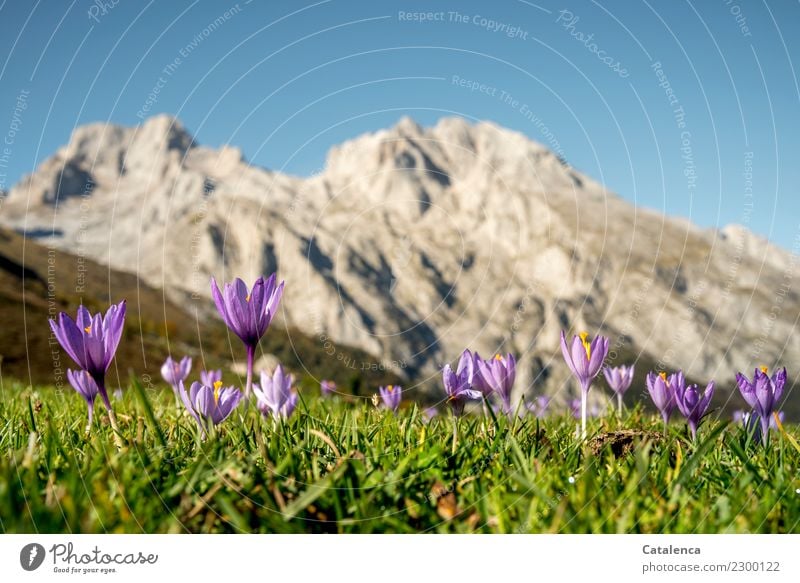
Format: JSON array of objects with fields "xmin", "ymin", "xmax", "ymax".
[
  {"xmin": 760, "ymin": 366, "xmax": 768, "ymax": 374},
  {"xmin": 84, "ymin": 326, "xmax": 91, "ymax": 334},
  {"xmin": 387, "ymin": 385, "xmax": 394, "ymax": 393},
  {"xmin": 213, "ymin": 380, "xmax": 223, "ymax": 405},
  {"xmin": 494, "ymin": 354, "xmax": 503, "ymax": 361},
  {"xmin": 659, "ymin": 372, "xmax": 667, "ymax": 381},
  {"xmin": 579, "ymin": 332, "xmax": 591, "ymax": 360},
  {"xmin": 246, "ymin": 294, "xmax": 251, "ymax": 302}
]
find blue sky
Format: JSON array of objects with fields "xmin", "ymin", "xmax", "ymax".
[{"xmin": 0, "ymin": 0, "xmax": 798, "ymax": 248}]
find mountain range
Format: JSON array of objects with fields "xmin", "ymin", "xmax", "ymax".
[{"xmin": 1, "ymin": 114, "xmax": 797, "ymax": 411}]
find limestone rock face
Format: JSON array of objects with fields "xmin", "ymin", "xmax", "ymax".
[{"xmin": 3, "ymin": 114, "xmax": 798, "ymax": 401}]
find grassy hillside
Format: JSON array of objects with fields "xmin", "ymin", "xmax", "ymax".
[
  {"xmin": 0, "ymin": 381, "xmax": 797, "ymax": 533},
  {"xmin": 0, "ymin": 227, "xmax": 401, "ymax": 393}
]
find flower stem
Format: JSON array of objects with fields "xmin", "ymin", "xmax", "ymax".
[
  {"xmin": 85, "ymin": 403, "xmax": 94, "ymax": 435},
  {"xmin": 98, "ymin": 380, "xmax": 123, "ymax": 448},
  {"xmin": 617, "ymin": 393, "xmax": 623, "ymax": 416},
  {"xmin": 760, "ymin": 416, "xmax": 770, "ymax": 448},
  {"xmin": 245, "ymin": 344, "xmax": 255, "ymax": 398},
  {"xmin": 581, "ymin": 393, "xmax": 587, "ymax": 440}
]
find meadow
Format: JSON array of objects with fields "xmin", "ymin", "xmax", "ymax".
[{"xmin": 1, "ymin": 379, "xmax": 798, "ymax": 534}]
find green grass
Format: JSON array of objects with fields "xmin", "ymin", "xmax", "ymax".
[{"xmin": 1, "ymin": 381, "xmax": 798, "ymax": 533}]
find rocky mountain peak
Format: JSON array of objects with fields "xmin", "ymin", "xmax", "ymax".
[
  {"xmin": 133, "ymin": 114, "xmax": 194, "ymax": 153},
  {"xmin": 62, "ymin": 114, "xmax": 193, "ymax": 163},
  {"xmin": 394, "ymin": 115, "xmax": 424, "ymax": 137}
]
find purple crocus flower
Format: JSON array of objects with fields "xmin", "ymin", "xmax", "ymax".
[
  {"xmin": 561, "ymin": 331, "xmax": 609, "ymax": 438},
  {"xmin": 320, "ymin": 379, "xmax": 337, "ymax": 396},
  {"xmin": 603, "ymin": 365, "xmax": 635, "ymax": 413},
  {"xmin": 477, "ymin": 353, "xmax": 517, "ymax": 413},
  {"xmin": 49, "ymin": 301, "xmax": 126, "ymax": 436},
  {"xmin": 443, "ymin": 350, "xmax": 483, "ymax": 416},
  {"xmin": 646, "ymin": 371, "xmax": 681, "ymax": 427},
  {"xmin": 735, "ymin": 367, "xmax": 787, "ymax": 442},
  {"xmin": 675, "ymin": 380, "xmax": 715, "ymax": 440},
  {"xmin": 211, "ymin": 274, "xmax": 284, "ymax": 397},
  {"xmin": 161, "ymin": 356, "xmax": 192, "ymax": 393},
  {"xmin": 66, "ymin": 369, "xmax": 100, "ymax": 431},
  {"xmin": 253, "ymin": 365, "xmax": 298, "ymax": 420},
  {"xmin": 561, "ymin": 331, "xmax": 610, "ymax": 391},
  {"xmin": 200, "ymin": 369, "xmax": 223, "ymax": 387},
  {"xmin": 179, "ymin": 380, "xmax": 242, "ymax": 437},
  {"xmin": 378, "ymin": 385, "xmax": 402, "ymax": 413},
  {"xmin": 526, "ymin": 395, "xmax": 551, "ymax": 418}
]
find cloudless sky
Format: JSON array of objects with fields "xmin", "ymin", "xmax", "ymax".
[{"xmin": 0, "ymin": 0, "xmax": 798, "ymax": 248}]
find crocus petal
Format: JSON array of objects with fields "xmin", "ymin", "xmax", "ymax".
[
  {"xmin": 76, "ymin": 305, "xmax": 92, "ymax": 330},
  {"xmin": 101, "ymin": 301, "xmax": 126, "ymax": 368},
  {"xmin": 160, "ymin": 357, "xmax": 175, "ymax": 384},
  {"xmin": 215, "ymin": 387, "xmax": 241, "ymax": 423},
  {"xmin": 180, "ymin": 356, "xmax": 192, "ymax": 379},
  {"xmin": 194, "ymin": 385, "xmax": 215, "ymax": 420},
  {"xmin": 461, "ymin": 388, "xmax": 483, "ymax": 400},
  {"xmin": 569, "ymin": 335, "xmax": 589, "ymax": 379},
  {"xmin": 587, "ymin": 336, "xmax": 607, "ymax": 377},
  {"xmin": 735, "ymin": 372, "xmax": 758, "ymax": 408},
  {"xmin": 559, "ymin": 331, "xmax": 579, "ymax": 379},
  {"xmin": 51, "ymin": 313, "xmax": 86, "ymax": 368},
  {"xmin": 700, "ymin": 381, "xmax": 715, "ymax": 414},
  {"xmin": 505, "ymin": 353, "xmax": 517, "ymax": 391},
  {"xmin": 67, "ymin": 368, "xmax": 99, "ymax": 402},
  {"xmin": 264, "ymin": 280, "xmax": 285, "ymax": 327},
  {"xmin": 646, "ymin": 372, "xmax": 674, "ymax": 418},
  {"xmin": 201, "ymin": 370, "xmax": 222, "ymax": 386},
  {"xmin": 772, "ymin": 368, "xmax": 787, "ymax": 402},
  {"xmin": 273, "ymin": 365, "xmax": 287, "ymax": 400},
  {"xmin": 603, "ymin": 367, "xmax": 618, "ymax": 389},
  {"xmin": 179, "ymin": 381, "xmax": 202, "ymax": 427},
  {"xmin": 211, "ymin": 277, "xmax": 234, "ymax": 330},
  {"xmin": 282, "ymin": 392, "xmax": 298, "ymax": 419},
  {"xmin": 248, "ymin": 278, "xmax": 267, "ymax": 333},
  {"xmin": 477, "ymin": 359, "xmax": 497, "ymax": 393},
  {"xmin": 442, "ymin": 365, "xmax": 457, "ymax": 397},
  {"xmin": 754, "ymin": 374, "xmax": 774, "ymax": 418},
  {"xmin": 456, "ymin": 349, "xmax": 474, "ymax": 380},
  {"xmin": 223, "ymin": 280, "xmax": 249, "ymax": 341},
  {"xmin": 84, "ymin": 313, "xmax": 105, "ymax": 374}
]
